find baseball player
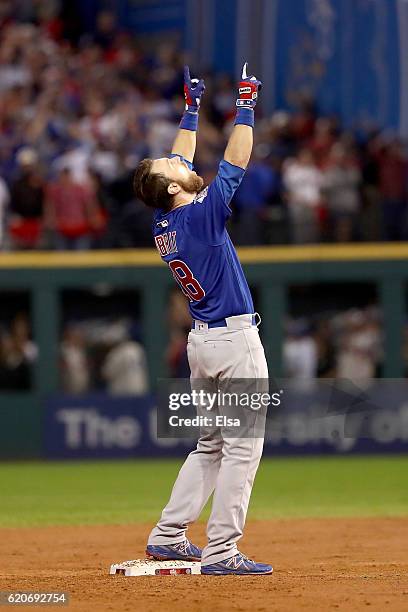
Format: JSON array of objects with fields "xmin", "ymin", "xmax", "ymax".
[{"xmin": 133, "ymin": 64, "xmax": 272, "ymax": 575}]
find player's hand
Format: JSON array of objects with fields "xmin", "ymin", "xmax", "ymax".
[
  {"xmin": 236, "ymin": 62, "xmax": 262, "ymax": 108},
  {"xmin": 183, "ymin": 65, "xmax": 205, "ymax": 112}
]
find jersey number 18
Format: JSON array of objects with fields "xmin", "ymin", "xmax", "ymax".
[{"xmin": 169, "ymin": 260, "xmax": 205, "ymax": 302}]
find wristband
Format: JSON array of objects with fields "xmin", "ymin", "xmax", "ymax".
[
  {"xmin": 234, "ymin": 107, "xmax": 254, "ymax": 128},
  {"xmin": 179, "ymin": 110, "xmax": 199, "ymax": 131}
]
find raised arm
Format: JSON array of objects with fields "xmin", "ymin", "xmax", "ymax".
[
  {"xmin": 171, "ymin": 66, "xmax": 205, "ymax": 163},
  {"xmin": 224, "ymin": 63, "xmax": 262, "ymax": 170}
]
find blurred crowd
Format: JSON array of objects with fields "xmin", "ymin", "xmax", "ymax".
[
  {"xmin": 0, "ymin": 310, "xmax": 149, "ymax": 393},
  {"xmin": 0, "ymin": 313, "xmax": 37, "ymax": 390},
  {"xmin": 4, "ymin": 296, "xmax": 408, "ymax": 392},
  {"xmin": 60, "ymin": 318, "xmax": 148, "ymax": 395},
  {"xmin": 283, "ymin": 306, "xmax": 383, "ymax": 384},
  {"xmin": 0, "ymin": 6, "xmax": 408, "ymax": 250}
]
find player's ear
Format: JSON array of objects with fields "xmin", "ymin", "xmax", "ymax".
[{"xmin": 168, "ymin": 182, "xmax": 181, "ymax": 195}]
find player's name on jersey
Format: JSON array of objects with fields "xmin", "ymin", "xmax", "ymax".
[
  {"xmin": 155, "ymin": 231, "xmax": 177, "ymax": 257},
  {"xmin": 168, "ymin": 415, "xmax": 240, "ymax": 428}
]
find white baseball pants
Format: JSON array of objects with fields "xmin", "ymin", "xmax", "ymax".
[{"xmin": 148, "ymin": 314, "xmax": 269, "ymax": 565}]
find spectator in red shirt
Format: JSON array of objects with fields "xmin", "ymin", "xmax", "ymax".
[
  {"xmin": 44, "ymin": 168, "xmax": 102, "ymax": 250},
  {"xmin": 377, "ymin": 140, "xmax": 408, "ymax": 241},
  {"xmin": 9, "ymin": 148, "xmax": 44, "ymax": 249}
]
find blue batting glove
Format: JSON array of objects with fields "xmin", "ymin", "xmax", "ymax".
[
  {"xmin": 183, "ymin": 65, "xmax": 205, "ymax": 112},
  {"xmin": 236, "ymin": 62, "xmax": 262, "ymax": 108},
  {"xmin": 234, "ymin": 62, "xmax": 262, "ymax": 128},
  {"xmin": 180, "ymin": 66, "xmax": 205, "ymax": 131}
]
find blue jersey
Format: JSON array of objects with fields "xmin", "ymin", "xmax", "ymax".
[{"xmin": 153, "ymin": 157, "xmax": 254, "ymax": 322}]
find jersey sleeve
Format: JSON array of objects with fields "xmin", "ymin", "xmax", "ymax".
[{"xmin": 187, "ymin": 159, "xmax": 245, "ymax": 245}]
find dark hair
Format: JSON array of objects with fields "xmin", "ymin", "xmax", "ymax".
[{"xmin": 133, "ymin": 158, "xmax": 174, "ymax": 210}]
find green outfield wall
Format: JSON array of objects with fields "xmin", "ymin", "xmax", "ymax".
[{"xmin": 0, "ymin": 244, "xmax": 407, "ymax": 458}]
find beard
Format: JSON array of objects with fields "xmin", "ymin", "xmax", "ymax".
[{"xmin": 179, "ymin": 172, "xmax": 204, "ymax": 194}]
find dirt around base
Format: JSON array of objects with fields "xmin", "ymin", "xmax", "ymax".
[{"xmin": 1, "ymin": 519, "xmax": 407, "ymax": 612}]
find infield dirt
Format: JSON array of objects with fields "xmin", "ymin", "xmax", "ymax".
[{"xmin": 1, "ymin": 518, "xmax": 407, "ymax": 611}]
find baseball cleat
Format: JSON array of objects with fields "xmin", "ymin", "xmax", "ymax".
[
  {"xmin": 146, "ymin": 539, "xmax": 202, "ymax": 562},
  {"xmin": 201, "ymin": 552, "xmax": 273, "ymax": 575}
]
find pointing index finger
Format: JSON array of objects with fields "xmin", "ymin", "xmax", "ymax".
[
  {"xmin": 184, "ymin": 65, "xmax": 191, "ymax": 85},
  {"xmin": 241, "ymin": 62, "xmax": 248, "ymax": 80}
]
